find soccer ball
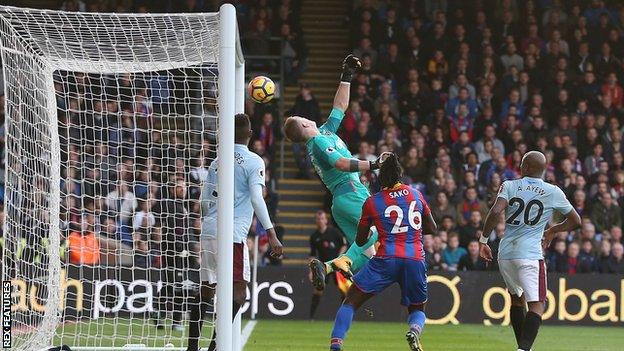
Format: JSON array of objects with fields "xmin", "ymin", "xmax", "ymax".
[{"xmin": 248, "ymin": 76, "xmax": 275, "ymax": 103}]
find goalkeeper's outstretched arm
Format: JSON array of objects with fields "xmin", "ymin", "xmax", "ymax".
[
  {"xmin": 334, "ymin": 54, "xmax": 361, "ymax": 111},
  {"xmin": 322, "ymin": 55, "xmax": 361, "ymax": 133},
  {"xmin": 333, "ymin": 81, "xmax": 351, "ymax": 112},
  {"xmin": 333, "ymin": 151, "xmax": 393, "ymax": 173}
]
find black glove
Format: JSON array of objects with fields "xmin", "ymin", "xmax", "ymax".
[
  {"xmin": 369, "ymin": 152, "xmax": 393, "ymax": 170},
  {"xmin": 340, "ymin": 54, "xmax": 362, "ymax": 82},
  {"xmin": 369, "ymin": 159, "xmax": 380, "ymax": 171}
]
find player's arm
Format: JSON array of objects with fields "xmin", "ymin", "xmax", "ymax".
[
  {"xmin": 250, "ymin": 183, "xmax": 283, "ymax": 258},
  {"xmin": 419, "ymin": 191, "xmax": 437, "ymax": 235},
  {"xmin": 200, "ymin": 164, "xmax": 217, "ymax": 215},
  {"xmin": 543, "ymin": 209, "xmax": 581, "ymax": 249},
  {"xmin": 479, "ymin": 196, "xmax": 508, "ymax": 262},
  {"xmin": 333, "ymin": 151, "xmax": 392, "ymax": 173},
  {"xmin": 313, "ymin": 131, "xmax": 390, "ymax": 173},
  {"xmin": 321, "ymin": 55, "xmax": 362, "ymax": 133},
  {"xmin": 543, "ymin": 189, "xmax": 581, "ymax": 249},
  {"xmin": 248, "ymin": 159, "xmax": 283, "ymax": 258}
]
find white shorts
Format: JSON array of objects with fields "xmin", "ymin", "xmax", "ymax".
[
  {"xmin": 498, "ymin": 259, "xmax": 547, "ymax": 302},
  {"xmin": 200, "ymin": 237, "xmax": 250, "ymax": 284}
]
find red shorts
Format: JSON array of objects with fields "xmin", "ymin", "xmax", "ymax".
[
  {"xmin": 200, "ymin": 238, "xmax": 250, "ymax": 284},
  {"xmin": 233, "ymin": 242, "xmax": 248, "ymax": 283}
]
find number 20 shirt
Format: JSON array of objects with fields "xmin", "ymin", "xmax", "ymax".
[{"xmin": 497, "ymin": 177, "xmax": 573, "ymax": 260}]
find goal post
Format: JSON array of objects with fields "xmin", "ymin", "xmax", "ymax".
[{"xmin": 0, "ymin": 4, "xmax": 243, "ymax": 351}]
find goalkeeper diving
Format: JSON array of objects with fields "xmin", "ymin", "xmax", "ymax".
[{"xmin": 283, "ymin": 54, "xmax": 387, "ymax": 289}]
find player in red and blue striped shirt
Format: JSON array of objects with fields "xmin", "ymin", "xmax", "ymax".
[{"xmin": 329, "ymin": 153, "xmax": 437, "ymax": 351}]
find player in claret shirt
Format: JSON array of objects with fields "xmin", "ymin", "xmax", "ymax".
[{"xmin": 328, "ymin": 153, "xmax": 437, "ymax": 351}]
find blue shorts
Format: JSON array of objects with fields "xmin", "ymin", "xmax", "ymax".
[{"xmin": 353, "ymin": 257, "xmax": 427, "ymax": 306}]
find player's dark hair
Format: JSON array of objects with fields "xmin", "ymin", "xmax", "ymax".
[
  {"xmin": 235, "ymin": 113, "xmax": 251, "ymax": 144},
  {"xmin": 379, "ymin": 153, "xmax": 403, "ymax": 188}
]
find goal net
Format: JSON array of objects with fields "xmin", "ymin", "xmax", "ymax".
[{"xmin": 0, "ymin": 5, "xmax": 243, "ymax": 351}]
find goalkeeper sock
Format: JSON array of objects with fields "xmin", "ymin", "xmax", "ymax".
[
  {"xmin": 330, "ymin": 304, "xmax": 355, "ymax": 349},
  {"xmin": 345, "ymin": 230, "xmax": 378, "ymax": 272},
  {"xmin": 510, "ymin": 305, "xmax": 526, "ymax": 345},
  {"xmin": 407, "ymin": 310, "xmax": 426, "ymax": 335},
  {"xmin": 519, "ymin": 311, "xmax": 542, "ymax": 350},
  {"xmin": 310, "ymin": 293, "xmax": 321, "ymax": 319},
  {"xmin": 350, "ymin": 253, "xmax": 371, "ymax": 272}
]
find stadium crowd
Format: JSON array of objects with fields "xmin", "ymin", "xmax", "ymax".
[
  {"xmin": 0, "ymin": 0, "xmax": 299, "ymax": 272},
  {"xmin": 298, "ymin": 0, "xmax": 624, "ymax": 274},
  {"xmin": 0, "ymin": 0, "xmax": 623, "ymax": 278}
]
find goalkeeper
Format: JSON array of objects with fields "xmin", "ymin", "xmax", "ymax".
[{"xmin": 284, "ymin": 54, "xmax": 386, "ymax": 290}]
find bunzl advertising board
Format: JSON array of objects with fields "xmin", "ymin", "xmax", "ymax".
[{"xmin": 8, "ymin": 266, "xmax": 624, "ymax": 326}]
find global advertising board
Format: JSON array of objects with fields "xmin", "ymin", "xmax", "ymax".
[{"xmin": 8, "ymin": 266, "xmax": 624, "ymax": 326}]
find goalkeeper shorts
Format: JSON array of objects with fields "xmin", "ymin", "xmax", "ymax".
[{"xmin": 200, "ymin": 237, "xmax": 250, "ymax": 284}]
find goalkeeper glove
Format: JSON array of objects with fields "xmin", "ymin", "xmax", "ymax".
[
  {"xmin": 330, "ymin": 255, "xmax": 353, "ymax": 279},
  {"xmin": 340, "ymin": 54, "xmax": 362, "ymax": 82},
  {"xmin": 369, "ymin": 151, "xmax": 394, "ymax": 171}
]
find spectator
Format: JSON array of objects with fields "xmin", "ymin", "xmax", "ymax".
[
  {"xmin": 424, "ymin": 234, "xmax": 443, "ymax": 270},
  {"xmin": 500, "ymin": 44, "xmax": 523, "ymax": 72},
  {"xmin": 280, "ymin": 23, "xmax": 308, "ymax": 85},
  {"xmin": 456, "ymin": 188, "xmax": 486, "ymax": 227},
  {"xmin": 474, "ymin": 126, "xmax": 505, "ymax": 159},
  {"xmin": 67, "ymin": 213, "xmax": 100, "ymax": 266},
  {"xmin": 601, "ymin": 72, "xmax": 623, "ymax": 108},
  {"xmin": 547, "ymin": 239, "xmax": 568, "ymax": 273},
  {"xmin": 133, "ymin": 229, "xmax": 151, "ymax": 268},
  {"xmin": 353, "ymin": 37, "xmax": 378, "ymax": 64},
  {"xmin": 442, "ymin": 233, "xmax": 467, "ymax": 271},
  {"xmin": 255, "ymin": 112, "xmax": 277, "ymax": 156},
  {"xmin": 133, "ymin": 197, "xmax": 155, "ymax": 230},
  {"xmin": 308, "ymin": 210, "xmax": 347, "ymax": 319},
  {"xmin": 578, "ymin": 239, "xmax": 598, "ymax": 273},
  {"xmin": 457, "ymin": 240, "xmax": 487, "ymax": 271},
  {"xmin": 565, "ymin": 242, "xmax": 582, "ymax": 276},
  {"xmin": 246, "ymin": 19, "xmax": 271, "ymax": 57},
  {"xmin": 603, "ymin": 242, "xmax": 624, "ymax": 273},
  {"xmin": 590, "ymin": 193, "xmax": 622, "ymax": 233},
  {"xmin": 598, "ymin": 240, "xmax": 612, "ymax": 273},
  {"xmin": 445, "ymin": 87, "xmax": 478, "ymax": 121},
  {"xmin": 458, "ymin": 209, "xmax": 483, "ymax": 248},
  {"xmin": 105, "ymin": 181, "xmax": 138, "ymax": 224},
  {"xmin": 432, "ymin": 191, "xmax": 457, "ymax": 224}
]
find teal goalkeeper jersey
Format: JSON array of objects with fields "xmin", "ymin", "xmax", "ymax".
[{"xmin": 306, "ymin": 108, "xmax": 362, "ymax": 194}]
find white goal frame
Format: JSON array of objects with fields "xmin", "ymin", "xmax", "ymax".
[{"xmin": 0, "ymin": 4, "xmax": 244, "ymax": 351}]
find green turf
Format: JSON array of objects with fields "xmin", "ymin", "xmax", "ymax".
[
  {"xmin": 53, "ymin": 317, "xmax": 216, "ymax": 348},
  {"xmin": 244, "ymin": 320, "xmax": 624, "ymax": 351}
]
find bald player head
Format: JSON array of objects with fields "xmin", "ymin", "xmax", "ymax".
[{"xmin": 520, "ymin": 151, "xmax": 547, "ymax": 178}]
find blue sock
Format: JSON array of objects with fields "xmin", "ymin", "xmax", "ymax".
[
  {"xmin": 330, "ymin": 304, "xmax": 355, "ymax": 350},
  {"xmin": 408, "ymin": 310, "xmax": 426, "ymax": 335}
]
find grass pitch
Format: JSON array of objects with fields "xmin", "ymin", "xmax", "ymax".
[
  {"xmin": 245, "ymin": 320, "xmax": 624, "ymax": 351},
  {"xmin": 52, "ymin": 318, "xmax": 623, "ymax": 350}
]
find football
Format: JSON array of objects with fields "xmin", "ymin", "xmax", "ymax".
[{"xmin": 247, "ymin": 75, "xmax": 275, "ymax": 103}]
